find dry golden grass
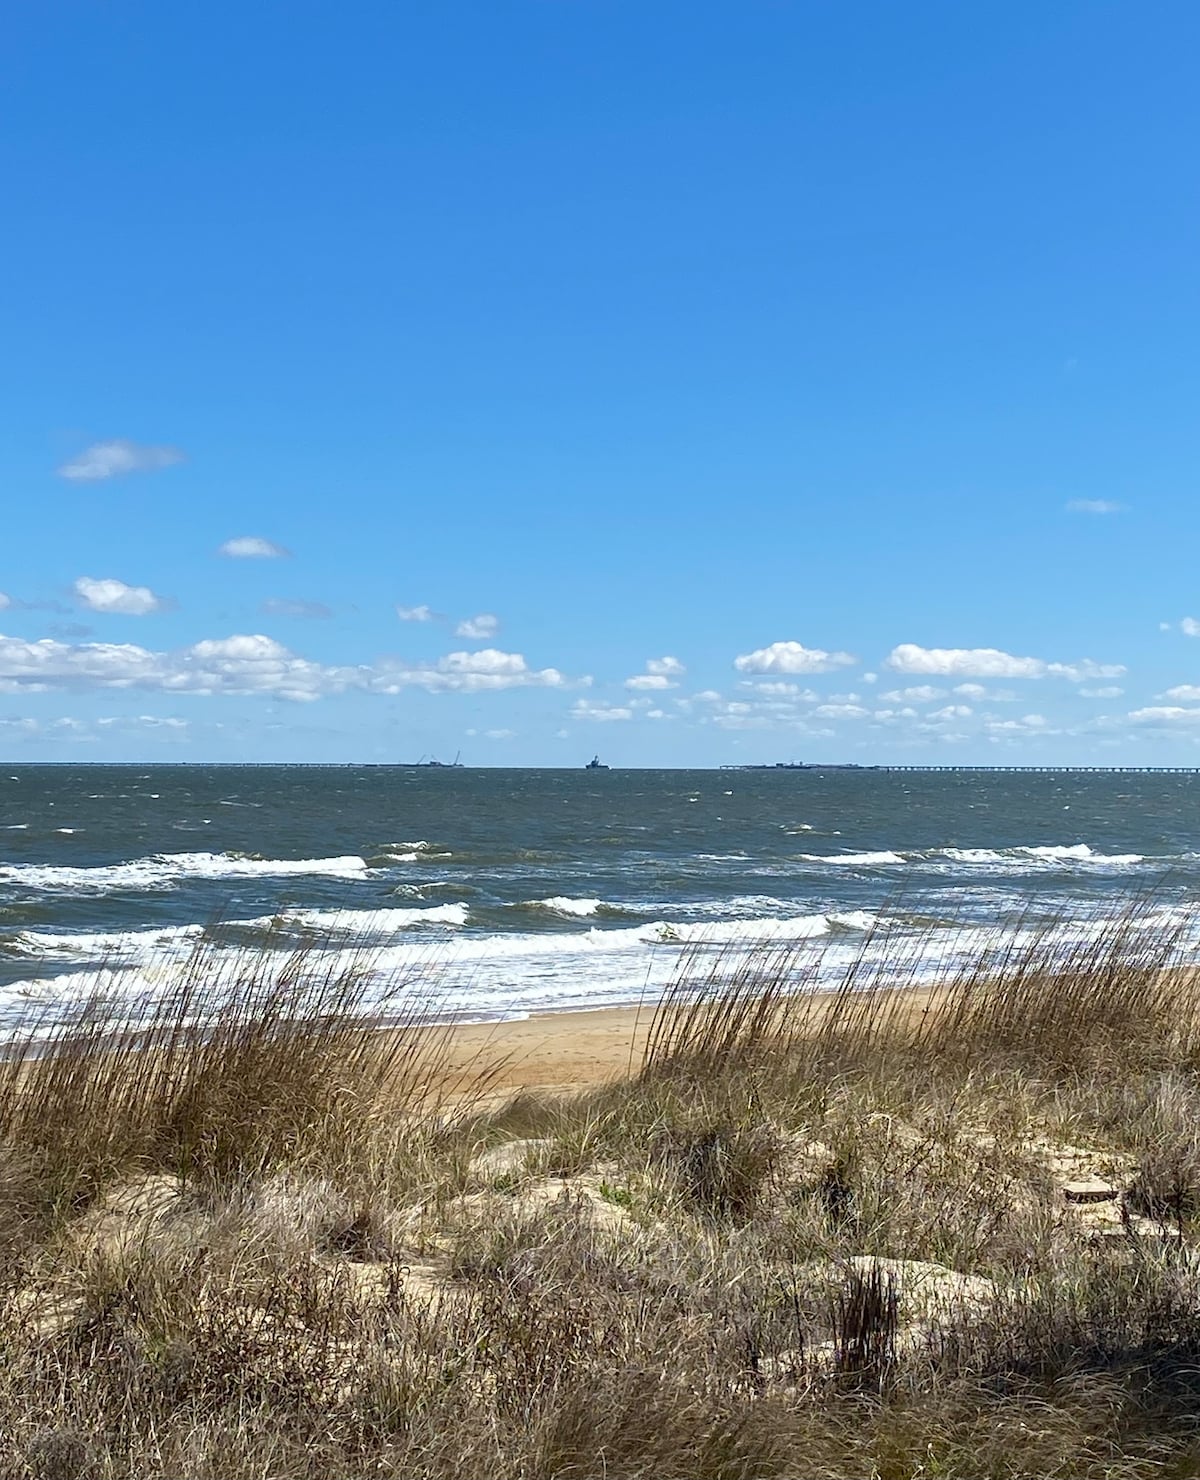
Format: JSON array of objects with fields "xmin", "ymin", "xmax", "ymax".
[{"xmin": 3, "ymin": 903, "xmax": 1200, "ymax": 1477}]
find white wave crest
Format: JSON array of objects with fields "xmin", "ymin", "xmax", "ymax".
[
  {"xmin": 12, "ymin": 923, "xmax": 206, "ymax": 962},
  {"xmin": 238, "ymin": 903, "xmax": 470, "ymax": 934},
  {"xmin": 802, "ymin": 850, "xmax": 906, "ymax": 866},
  {"xmin": 0, "ymin": 851, "xmax": 370, "ymax": 894},
  {"xmin": 534, "ymin": 897, "xmax": 603, "ymax": 917},
  {"xmin": 1016, "ymin": 843, "xmax": 1145, "ymax": 864},
  {"xmin": 940, "ymin": 844, "xmax": 1145, "ymax": 867},
  {"xmin": 646, "ymin": 910, "xmax": 877, "ymax": 945}
]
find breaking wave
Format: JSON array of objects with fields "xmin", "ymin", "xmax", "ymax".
[{"xmin": 0, "ymin": 852, "xmax": 371, "ymax": 895}]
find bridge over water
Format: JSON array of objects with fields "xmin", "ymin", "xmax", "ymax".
[{"xmin": 723, "ymin": 765, "xmax": 1200, "ymax": 775}]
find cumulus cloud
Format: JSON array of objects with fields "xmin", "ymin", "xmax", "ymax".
[
  {"xmin": 1163, "ymin": 685, "xmax": 1200, "ymax": 702},
  {"xmin": 73, "ymin": 577, "xmax": 165, "ymax": 616},
  {"xmin": 1066, "ymin": 499, "xmax": 1124, "ymax": 515},
  {"xmin": 1180, "ymin": 619, "xmax": 1200, "ymax": 638},
  {"xmin": 881, "ymin": 686, "xmax": 947, "ymax": 704},
  {"xmin": 455, "ymin": 613, "xmax": 499, "ymax": 639},
  {"xmin": 377, "ymin": 649, "xmax": 565, "ymax": 695},
  {"xmin": 0, "ymin": 633, "xmax": 567, "ymax": 703},
  {"xmin": 396, "ymin": 604, "xmax": 434, "ymax": 623},
  {"xmin": 1079, "ymin": 685, "xmax": 1124, "ymax": 699},
  {"xmin": 734, "ymin": 640, "xmax": 856, "ymax": 675},
  {"xmin": 1127, "ymin": 706, "xmax": 1200, "ymax": 727},
  {"xmin": 986, "ymin": 714, "xmax": 1049, "ymax": 734},
  {"xmin": 625, "ymin": 656, "xmax": 685, "ymax": 691},
  {"xmin": 927, "ymin": 704, "xmax": 973, "ymax": 721},
  {"xmin": 99, "ymin": 715, "xmax": 189, "ymax": 731},
  {"xmin": 811, "ymin": 702, "xmax": 869, "ymax": 720},
  {"xmin": 260, "ymin": 598, "xmax": 333, "ymax": 619},
  {"xmin": 886, "ymin": 643, "xmax": 1124, "ymax": 683},
  {"xmin": 571, "ymin": 700, "xmax": 633, "ymax": 722},
  {"xmin": 952, "ymin": 683, "xmax": 1016, "ymax": 702},
  {"xmin": 219, "ymin": 537, "xmax": 289, "ymax": 559},
  {"xmin": 738, "ymin": 681, "xmax": 818, "ymax": 699},
  {"xmin": 58, "ymin": 439, "xmax": 184, "ymax": 482}
]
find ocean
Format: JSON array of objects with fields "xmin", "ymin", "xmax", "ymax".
[{"xmin": 1, "ymin": 764, "xmax": 1198, "ymax": 1029}]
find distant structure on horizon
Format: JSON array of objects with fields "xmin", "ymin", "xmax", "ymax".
[
  {"xmin": 720, "ymin": 762, "xmax": 1200, "ymax": 775},
  {"xmin": 401, "ymin": 751, "xmax": 464, "ymax": 768},
  {"xmin": 585, "ymin": 755, "xmax": 610, "ymax": 770}
]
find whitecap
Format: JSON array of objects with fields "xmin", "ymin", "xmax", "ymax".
[
  {"xmin": 802, "ymin": 850, "xmax": 906, "ymax": 866},
  {"xmin": 534, "ymin": 897, "xmax": 604, "ymax": 917},
  {"xmin": 235, "ymin": 902, "xmax": 469, "ymax": 934},
  {"xmin": 0, "ymin": 851, "xmax": 370, "ymax": 895}
]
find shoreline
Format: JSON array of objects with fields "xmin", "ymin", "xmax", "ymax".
[{"xmin": 400, "ymin": 979, "xmax": 951, "ymax": 1102}]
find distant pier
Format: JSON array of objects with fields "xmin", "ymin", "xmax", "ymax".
[
  {"xmin": 876, "ymin": 765, "xmax": 1200, "ymax": 774},
  {"xmin": 721, "ymin": 764, "xmax": 1200, "ymax": 775}
]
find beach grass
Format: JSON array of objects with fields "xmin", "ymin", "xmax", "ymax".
[{"xmin": 4, "ymin": 907, "xmax": 1200, "ymax": 1477}]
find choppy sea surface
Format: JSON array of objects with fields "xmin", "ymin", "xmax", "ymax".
[{"xmin": 2, "ymin": 765, "xmax": 1199, "ymax": 1029}]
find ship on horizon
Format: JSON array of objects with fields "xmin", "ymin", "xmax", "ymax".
[{"xmin": 585, "ymin": 755, "xmax": 610, "ymax": 770}]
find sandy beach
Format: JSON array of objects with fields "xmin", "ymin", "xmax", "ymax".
[
  {"xmin": 410, "ymin": 1003, "xmax": 659, "ymax": 1102},
  {"xmin": 409, "ymin": 981, "xmax": 953, "ymax": 1102}
]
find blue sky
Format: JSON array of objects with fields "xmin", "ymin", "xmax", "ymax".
[{"xmin": 3, "ymin": 1, "xmax": 1200, "ymax": 764}]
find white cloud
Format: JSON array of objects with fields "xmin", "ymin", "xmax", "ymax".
[
  {"xmin": 986, "ymin": 714, "xmax": 1049, "ymax": 734},
  {"xmin": 1181, "ymin": 619, "xmax": 1200, "ymax": 638},
  {"xmin": 455, "ymin": 613, "xmax": 499, "ymax": 639},
  {"xmin": 1066, "ymin": 499, "xmax": 1124, "ymax": 515},
  {"xmin": 219, "ymin": 537, "xmax": 289, "ymax": 559},
  {"xmin": 379, "ymin": 649, "xmax": 565, "ymax": 695},
  {"xmin": 952, "ymin": 682, "xmax": 1016, "ymax": 702},
  {"xmin": 928, "ymin": 704, "xmax": 973, "ymax": 721},
  {"xmin": 1163, "ymin": 685, "xmax": 1200, "ymax": 702},
  {"xmin": 1079, "ymin": 685, "xmax": 1123, "ymax": 699},
  {"xmin": 571, "ymin": 700, "xmax": 633, "ymax": 722},
  {"xmin": 0, "ymin": 633, "xmax": 567, "ymax": 703},
  {"xmin": 625, "ymin": 656, "xmax": 685, "ymax": 691},
  {"xmin": 738, "ymin": 681, "xmax": 817, "ymax": 699},
  {"xmin": 886, "ymin": 643, "xmax": 1124, "ymax": 683},
  {"xmin": 95, "ymin": 715, "xmax": 190, "ymax": 732},
  {"xmin": 73, "ymin": 577, "xmax": 165, "ymax": 616},
  {"xmin": 485, "ymin": 728, "xmax": 515, "ymax": 740},
  {"xmin": 881, "ymin": 686, "xmax": 947, "ymax": 704},
  {"xmin": 396, "ymin": 604, "xmax": 434, "ymax": 623},
  {"xmin": 0, "ymin": 594, "xmax": 10, "ymax": 610},
  {"xmin": 1127, "ymin": 706, "xmax": 1200, "ymax": 727},
  {"xmin": 261, "ymin": 598, "xmax": 333, "ymax": 619},
  {"xmin": 58, "ymin": 439, "xmax": 184, "ymax": 482},
  {"xmin": 811, "ymin": 703, "xmax": 869, "ymax": 720},
  {"xmin": 734, "ymin": 640, "xmax": 856, "ymax": 675},
  {"xmin": 693, "ymin": 690, "xmax": 722, "ymax": 703}
]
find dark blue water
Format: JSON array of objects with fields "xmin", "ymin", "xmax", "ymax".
[{"xmin": 1, "ymin": 765, "xmax": 1198, "ymax": 1023}]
